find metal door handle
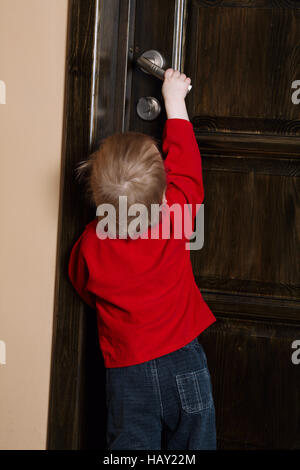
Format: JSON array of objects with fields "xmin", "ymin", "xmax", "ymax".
[
  {"xmin": 137, "ymin": 55, "xmax": 192, "ymax": 93},
  {"xmin": 137, "ymin": 54, "xmax": 166, "ymax": 81}
]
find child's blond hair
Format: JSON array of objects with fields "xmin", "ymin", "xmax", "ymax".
[{"xmin": 77, "ymin": 131, "xmax": 167, "ymax": 236}]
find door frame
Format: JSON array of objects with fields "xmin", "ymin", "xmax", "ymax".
[{"xmin": 46, "ymin": 0, "xmax": 135, "ymax": 449}]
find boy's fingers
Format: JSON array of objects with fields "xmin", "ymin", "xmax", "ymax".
[
  {"xmin": 164, "ymin": 68, "xmax": 174, "ymax": 79},
  {"xmin": 164, "ymin": 69, "xmax": 190, "ymax": 82}
]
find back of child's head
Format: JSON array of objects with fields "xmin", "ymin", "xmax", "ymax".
[{"xmin": 77, "ymin": 131, "xmax": 167, "ymax": 236}]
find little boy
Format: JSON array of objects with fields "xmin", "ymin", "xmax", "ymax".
[{"xmin": 68, "ymin": 68, "xmax": 217, "ymax": 450}]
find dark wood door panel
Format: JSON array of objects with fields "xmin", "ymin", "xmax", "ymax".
[
  {"xmin": 191, "ymin": 166, "xmax": 300, "ymax": 303},
  {"xmin": 185, "ymin": 0, "xmax": 300, "ymax": 130},
  {"xmin": 200, "ymin": 317, "xmax": 300, "ymax": 449}
]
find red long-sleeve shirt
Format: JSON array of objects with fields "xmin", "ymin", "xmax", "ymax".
[{"xmin": 68, "ymin": 118, "xmax": 216, "ymax": 368}]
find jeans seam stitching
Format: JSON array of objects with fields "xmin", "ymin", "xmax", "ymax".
[
  {"xmin": 150, "ymin": 360, "xmax": 164, "ymax": 420},
  {"xmin": 194, "ymin": 371, "xmax": 204, "ymax": 411}
]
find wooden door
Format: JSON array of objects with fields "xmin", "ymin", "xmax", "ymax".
[{"xmin": 48, "ymin": 0, "xmax": 300, "ymax": 449}]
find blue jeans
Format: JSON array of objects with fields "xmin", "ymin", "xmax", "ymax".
[{"xmin": 105, "ymin": 337, "xmax": 216, "ymax": 450}]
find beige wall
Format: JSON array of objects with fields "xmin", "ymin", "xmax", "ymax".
[{"xmin": 0, "ymin": 0, "xmax": 68, "ymax": 449}]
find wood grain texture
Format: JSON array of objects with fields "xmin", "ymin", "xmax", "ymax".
[
  {"xmin": 90, "ymin": 0, "xmax": 135, "ymax": 142},
  {"xmin": 47, "ymin": 0, "xmax": 98, "ymax": 450},
  {"xmin": 185, "ymin": 3, "xmax": 300, "ymax": 122},
  {"xmin": 200, "ymin": 317, "xmax": 300, "ymax": 449},
  {"xmin": 194, "ymin": 0, "xmax": 300, "ymax": 9},
  {"xmin": 191, "ymin": 169, "xmax": 300, "ymax": 299},
  {"xmin": 194, "ymin": 131, "xmax": 300, "ymax": 156}
]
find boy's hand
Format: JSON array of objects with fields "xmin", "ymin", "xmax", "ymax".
[
  {"xmin": 162, "ymin": 68, "xmax": 191, "ymax": 121},
  {"xmin": 162, "ymin": 68, "xmax": 191, "ymax": 103}
]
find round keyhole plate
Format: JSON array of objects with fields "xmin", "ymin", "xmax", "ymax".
[{"xmin": 136, "ymin": 96, "xmax": 161, "ymax": 121}]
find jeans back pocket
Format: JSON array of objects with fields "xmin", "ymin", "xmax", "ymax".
[{"xmin": 176, "ymin": 367, "xmax": 213, "ymax": 414}]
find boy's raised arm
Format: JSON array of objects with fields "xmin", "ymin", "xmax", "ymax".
[{"xmin": 161, "ymin": 69, "xmax": 204, "ymax": 208}]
